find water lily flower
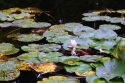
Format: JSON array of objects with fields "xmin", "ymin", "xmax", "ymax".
[
  {"xmin": 70, "ymin": 40, "xmax": 77, "ymax": 55},
  {"xmin": 99, "ymin": 48, "xmax": 104, "ymax": 53}
]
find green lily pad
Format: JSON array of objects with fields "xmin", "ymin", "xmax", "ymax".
[
  {"xmin": 99, "ymin": 24, "xmax": 121, "ymax": 30},
  {"xmin": 0, "ymin": 69, "xmax": 20, "ymax": 81},
  {"xmin": 38, "ymin": 52, "xmax": 63, "ymax": 63},
  {"xmin": 86, "ymin": 73, "xmax": 107, "ymax": 83},
  {"xmin": 21, "ymin": 44, "xmax": 61, "ymax": 52},
  {"xmin": 80, "ymin": 55, "xmax": 103, "ymax": 62},
  {"xmin": 17, "ymin": 34, "xmax": 44, "ymax": 42},
  {"xmin": 46, "ymin": 35, "xmax": 75, "ymax": 43},
  {"xmin": 64, "ymin": 22, "xmax": 83, "ymax": 32},
  {"xmin": 106, "ymin": 17, "xmax": 123, "ymax": 23},
  {"xmin": 21, "ymin": 44, "xmax": 41, "ymax": 52},
  {"xmin": 82, "ymin": 13, "xmax": 99, "ymax": 16},
  {"xmin": 0, "ymin": 43, "xmax": 19, "ymax": 55},
  {"xmin": 93, "ymin": 39, "xmax": 116, "ymax": 53},
  {"xmin": 0, "ymin": 60, "xmax": 20, "ymax": 81},
  {"xmin": 96, "ymin": 59, "xmax": 125, "ymax": 82},
  {"xmin": 39, "ymin": 44, "xmax": 61, "ymax": 52},
  {"xmin": 18, "ymin": 51, "xmax": 39, "ymax": 60},
  {"xmin": 64, "ymin": 62, "xmax": 92, "ymax": 73},
  {"xmin": 59, "ymin": 56, "xmax": 79, "ymax": 65},
  {"xmin": 94, "ymin": 28, "xmax": 117, "ymax": 40},
  {"xmin": 37, "ymin": 76, "xmax": 80, "ymax": 83},
  {"xmin": 73, "ymin": 25, "xmax": 95, "ymax": 36}
]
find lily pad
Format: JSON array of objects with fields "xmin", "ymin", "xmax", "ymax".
[
  {"xmin": 96, "ymin": 59, "xmax": 125, "ymax": 82},
  {"xmin": 99, "ymin": 24, "xmax": 121, "ymax": 30},
  {"xmin": 0, "ymin": 22, "xmax": 12, "ymax": 28},
  {"xmin": 21, "ymin": 44, "xmax": 61, "ymax": 52},
  {"xmin": 86, "ymin": 73, "xmax": 107, "ymax": 83},
  {"xmin": 0, "ymin": 43, "xmax": 19, "ymax": 55},
  {"xmin": 73, "ymin": 25, "xmax": 95, "ymax": 36},
  {"xmin": 93, "ymin": 28, "xmax": 117, "ymax": 39},
  {"xmin": 46, "ymin": 35, "xmax": 75, "ymax": 43},
  {"xmin": 37, "ymin": 76, "xmax": 80, "ymax": 83},
  {"xmin": 82, "ymin": 13, "xmax": 99, "ymax": 16},
  {"xmin": 59, "ymin": 56, "xmax": 79, "ymax": 65},
  {"xmin": 39, "ymin": 44, "xmax": 61, "ymax": 52},
  {"xmin": 17, "ymin": 34, "xmax": 44, "ymax": 42},
  {"xmin": 38, "ymin": 52, "xmax": 63, "ymax": 63},
  {"xmin": 0, "ymin": 60, "xmax": 20, "ymax": 81},
  {"xmin": 0, "ymin": 69, "xmax": 20, "ymax": 81},
  {"xmin": 80, "ymin": 55, "xmax": 103, "ymax": 62},
  {"xmin": 106, "ymin": 17, "xmax": 123, "ymax": 23},
  {"xmin": 64, "ymin": 62, "xmax": 92, "ymax": 73},
  {"xmin": 64, "ymin": 22, "xmax": 83, "ymax": 32},
  {"xmin": 30, "ymin": 62, "xmax": 57, "ymax": 73}
]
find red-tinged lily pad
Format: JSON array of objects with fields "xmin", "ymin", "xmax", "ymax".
[{"xmin": 37, "ymin": 76, "xmax": 80, "ymax": 83}]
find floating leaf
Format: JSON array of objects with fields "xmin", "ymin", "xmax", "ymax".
[
  {"xmin": 0, "ymin": 69, "xmax": 20, "ymax": 81},
  {"xmin": 96, "ymin": 59, "xmax": 125, "ymax": 82},
  {"xmin": 86, "ymin": 73, "xmax": 107, "ymax": 83},
  {"xmin": 21, "ymin": 44, "xmax": 41, "ymax": 52},
  {"xmin": 0, "ymin": 60, "xmax": 20, "ymax": 81},
  {"xmin": 75, "ymin": 70, "xmax": 95, "ymax": 77},
  {"xmin": 73, "ymin": 25, "xmax": 95, "ymax": 36},
  {"xmin": 106, "ymin": 17, "xmax": 123, "ymax": 23},
  {"xmin": 64, "ymin": 62, "xmax": 92, "ymax": 73},
  {"xmin": 37, "ymin": 76, "xmax": 80, "ymax": 83},
  {"xmin": 17, "ymin": 51, "xmax": 40, "ymax": 63},
  {"xmin": 99, "ymin": 24, "xmax": 121, "ymax": 30},
  {"xmin": 46, "ymin": 35, "xmax": 75, "ymax": 43},
  {"xmin": 82, "ymin": 13, "xmax": 98, "ymax": 16},
  {"xmin": 59, "ymin": 56, "xmax": 79, "ymax": 65},
  {"xmin": 30, "ymin": 62, "xmax": 57, "ymax": 73},
  {"xmin": 38, "ymin": 52, "xmax": 63, "ymax": 63},
  {"xmin": 80, "ymin": 55, "xmax": 103, "ymax": 62},
  {"xmin": 17, "ymin": 34, "xmax": 44, "ymax": 42},
  {"xmin": 0, "ymin": 22, "xmax": 12, "ymax": 28},
  {"xmin": 39, "ymin": 44, "xmax": 61, "ymax": 52},
  {"xmin": 0, "ymin": 43, "xmax": 19, "ymax": 55},
  {"xmin": 64, "ymin": 22, "xmax": 83, "ymax": 32},
  {"xmin": 94, "ymin": 28, "xmax": 117, "ymax": 40},
  {"xmin": 93, "ymin": 39, "xmax": 116, "ymax": 53}
]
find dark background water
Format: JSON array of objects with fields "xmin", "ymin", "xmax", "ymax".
[{"xmin": 1, "ymin": 0, "xmax": 125, "ymax": 23}]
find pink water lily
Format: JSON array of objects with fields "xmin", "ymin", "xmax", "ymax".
[{"xmin": 70, "ymin": 40, "xmax": 77, "ymax": 55}]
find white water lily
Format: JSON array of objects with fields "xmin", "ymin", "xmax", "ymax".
[{"xmin": 70, "ymin": 40, "xmax": 77, "ymax": 55}]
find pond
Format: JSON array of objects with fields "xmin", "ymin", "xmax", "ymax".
[{"xmin": 0, "ymin": 3, "xmax": 125, "ymax": 83}]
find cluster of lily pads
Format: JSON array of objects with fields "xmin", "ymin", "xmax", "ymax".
[{"xmin": 1, "ymin": 8, "xmax": 125, "ymax": 83}]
